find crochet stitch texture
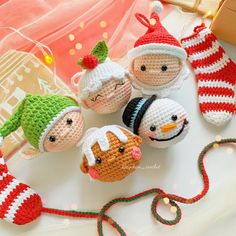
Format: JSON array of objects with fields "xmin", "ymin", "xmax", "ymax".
[
  {"xmin": 0, "ymin": 95, "xmax": 78, "ymax": 149},
  {"xmin": 181, "ymin": 24, "xmax": 236, "ymax": 126}
]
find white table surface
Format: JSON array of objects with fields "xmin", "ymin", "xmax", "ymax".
[{"xmin": 1, "ymin": 7, "xmax": 236, "ymax": 236}]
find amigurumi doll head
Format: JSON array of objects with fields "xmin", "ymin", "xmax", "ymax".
[
  {"xmin": 123, "ymin": 95, "xmax": 190, "ymax": 148},
  {"xmin": 80, "ymin": 125, "xmax": 142, "ymax": 182},
  {"xmin": 0, "ymin": 94, "xmax": 84, "ymax": 153},
  {"xmin": 74, "ymin": 41, "xmax": 132, "ymax": 114},
  {"xmin": 128, "ymin": 1, "xmax": 189, "ymax": 97}
]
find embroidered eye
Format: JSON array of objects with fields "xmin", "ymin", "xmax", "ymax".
[
  {"xmin": 95, "ymin": 157, "xmax": 102, "ymax": 164},
  {"xmin": 184, "ymin": 119, "xmax": 189, "ymax": 125},
  {"xmin": 150, "ymin": 125, "xmax": 156, "ymax": 132},
  {"xmin": 90, "ymin": 94, "xmax": 103, "ymax": 102},
  {"xmin": 118, "ymin": 146, "xmax": 125, "ymax": 153},
  {"xmin": 115, "ymin": 81, "xmax": 125, "ymax": 90},
  {"xmin": 66, "ymin": 118, "xmax": 73, "ymax": 125},
  {"xmin": 171, "ymin": 115, "xmax": 178, "ymax": 121},
  {"xmin": 161, "ymin": 65, "xmax": 168, "ymax": 72},
  {"xmin": 140, "ymin": 65, "xmax": 146, "ymax": 71},
  {"xmin": 49, "ymin": 136, "xmax": 56, "ymax": 143}
]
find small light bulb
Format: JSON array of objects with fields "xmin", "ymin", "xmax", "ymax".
[{"xmin": 44, "ymin": 55, "xmax": 53, "ymax": 65}]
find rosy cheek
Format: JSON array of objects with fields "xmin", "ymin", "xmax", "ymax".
[
  {"xmin": 88, "ymin": 168, "xmax": 100, "ymax": 179},
  {"xmin": 132, "ymin": 147, "xmax": 142, "ymax": 161}
]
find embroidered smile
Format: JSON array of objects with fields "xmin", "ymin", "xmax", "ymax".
[{"xmin": 149, "ymin": 120, "xmax": 188, "ymax": 142}]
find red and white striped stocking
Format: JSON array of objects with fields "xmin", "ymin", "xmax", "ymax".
[
  {"xmin": 0, "ymin": 151, "xmax": 42, "ymax": 225},
  {"xmin": 181, "ymin": 24, "xmax": 236, "ymax": 126}
]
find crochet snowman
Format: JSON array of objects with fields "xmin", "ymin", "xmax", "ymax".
[
  {"xmin": 128, "ymin": 0, "xmax": 189, "ymax": 97},
  {"xmin": 123, "ymin": 95, "xmax": 190, "ymax": 148},
  {"xmin": 0, "ymin": 94, "xmax": 84, "ymax": 153},
  {"xmin": 72, "ymin": 41, "xmax": 132, "ymax": 114}
]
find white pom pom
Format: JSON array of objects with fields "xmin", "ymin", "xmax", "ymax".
[
  {"xmin": 152, "ymin": 0, "xmax": 163, "ymax": 14},
  {"xmin": 0, "ymin": 136, "xmax": 3, "ymax": 147}
]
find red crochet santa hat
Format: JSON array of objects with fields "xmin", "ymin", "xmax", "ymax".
[{"xmin": 128, "ymin": 0, "xmax": 187, "ymax": 62}]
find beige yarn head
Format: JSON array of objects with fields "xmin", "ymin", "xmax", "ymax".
[
  {"xmin": 80, "ymin": 127, "xmax": 142, "ymax": 182},
  {"xmin": 82, "ymin": 77, "xmax": 131, "ymax": 114},
  {"xmin": 132, "ymin": 54, "xmax": 182, "ymax": 86},
  {"xmin": 43, "ymin": 111, "xmax": 84, "ymax": 152}
]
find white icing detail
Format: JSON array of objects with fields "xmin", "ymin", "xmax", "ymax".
[
  {"xmin": 82, "ymin": 125, "xmax": 129, "ymax": 166},
  {"xmin": 0, "ymin": 179, "xmax": 20, "ymax": 205},
  {"xmin": 38, "ymin": 106, "xmax": 81, "ymax": 152},
  {"xmin": 195, "ymin": 54, "xmax": 230, "ymax": 75},
  {"xmin": 4, "ymin": 188, "xmax": 36, "ymax": 223},
  {"xmin": 188, "ymin": 40, "xmax": 220, "ymax": 62},
  {"xmin": 131, "ymin": 63, "xmax": 190, "ymax": 97}
]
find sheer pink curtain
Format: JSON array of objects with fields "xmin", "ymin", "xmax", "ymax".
[{"xmin": 0, "ymin": 0, "xmax": 173, "ymax": 85}]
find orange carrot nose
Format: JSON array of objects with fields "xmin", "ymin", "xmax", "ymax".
[{"xmin": 160, "ymin": 123, "xmax": 177, "ymax": 133}]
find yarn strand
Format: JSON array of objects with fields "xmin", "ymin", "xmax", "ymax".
[
  {"xmin": 42, "ymin": 207, "xmax": 126, "ymax": 236},
  {"xmin": 96, "ymin": 138, "xmax": 236, "ymax": 236}
]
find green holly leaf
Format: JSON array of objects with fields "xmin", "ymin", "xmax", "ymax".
[
  {"xmin": 77, "ymin": 58, "xmax": 86, "ymax": 69},
  {"xmin": 91, "ymin": 41, "xmax": 108, "ymax": 63}
]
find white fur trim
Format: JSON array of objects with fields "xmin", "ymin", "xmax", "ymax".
[
  {"xmin": 78, "ymin": 60, "xmax": 129, "ymax": 99},
  {"xmin": 131, "ymin": 62, "xmax": 190, "ymax": 97},
  {"xmin": 128, "ymin": 43, "xmax": 187, "ymax": 61},
  {"xmin": 38, "ymin": 106, "xmax": 81, "ymax": 152},
  {"xmin": 82, "ymin": 125, "xmax": 131, "ymax": 166},
  {"xmin": 0, "ymin": 136, "xmax": 3, "ymax": 147},
  {"xmin": 152, "ymin": 1, "xmax": 163, "ymax": 14}
]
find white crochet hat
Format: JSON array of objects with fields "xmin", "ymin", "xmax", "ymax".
[
  {"xmin": 73, "ymin": 41, "xmax": 129, "ymax": 99},
  {"xmin": 78, "ymin": 60, "xmax": 129, "ymax": 99}
]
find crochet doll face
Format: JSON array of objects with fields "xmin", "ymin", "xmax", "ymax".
[
  {"xmin": 132, "ymin": 54, "xmax": 182, "ymax": 86},
  {"xmin": 82, "ymin": 77, "xmax": 131, "ymax": 114},
  {"xmin": 80, "ymin": 126, "xmax": 142, "ymax": 182},
  {"xmin": 138, "ymin": 99, "xmax": 189, "ymax": 148},
  {"xmin": 43, "ymin": 111, "xmax": 84, "ymax": 152}
]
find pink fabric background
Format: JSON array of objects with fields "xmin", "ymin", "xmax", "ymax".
[{"xmin": 0, "ymin": 0, "xmax": 173, "ymax": 86}]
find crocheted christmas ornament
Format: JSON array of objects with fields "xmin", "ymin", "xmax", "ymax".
[
  {"xmin": 73, "ymin": 41, "xmax": 131, "ymax": 114},
  {"xmin": 0, "ymin": 95, "xmax": 84, "ymax": 153},
  {"xmin": 0, "ymin": 150, "xmax": 123, "ymax": 231},
  {"xmin": 80, "ymin": 125, "xmax": 142, "ymax": 182},
  {"xmin": 181, "ymin": 24, "xmax": 236, "ymax": 126},
  {"xmin": 0, "ymin": 151, "xmax": 42, "ymax": 225},
  {"xmin": 128, "ymin": 0, "xmax": 189, "ymax": 97},
  {"xmin": 123, "ymin": 95, "xmax": 190, "ymax": 148}
]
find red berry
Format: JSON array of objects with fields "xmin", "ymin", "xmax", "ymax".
[{"xmin": 82, "ymin": 54, "xmax": 99, "ymax": 69}]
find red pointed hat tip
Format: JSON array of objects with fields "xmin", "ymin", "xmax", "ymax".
[{"xmin": 82, "ymin": 54, "xmax": 99, "ymax": 69}]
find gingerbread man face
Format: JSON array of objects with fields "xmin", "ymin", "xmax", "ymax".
[
  {"xmin": 132, "ymin": 54, "xmax": 182, "ymax": 86},
  {"xmin": 82, "ymin": 77, "xmax": 131, "ymax": 114},
  {"xmin": 80, "ymin": 125, "xmax": 142, "ymax": 182},
  {"xmin": 43, "ymin": 111, "xmax": 84, "ymax": 152}
]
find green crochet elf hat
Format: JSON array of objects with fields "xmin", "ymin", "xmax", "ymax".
[{"xmin": 0, "ymin": 94, "xmax": 80, "ymax": 152}]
